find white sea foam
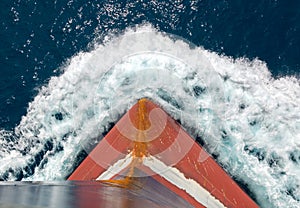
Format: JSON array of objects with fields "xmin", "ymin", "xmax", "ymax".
[{"xmin": 0, "ymin": 25, "xmax": 299, "ymax": 207}]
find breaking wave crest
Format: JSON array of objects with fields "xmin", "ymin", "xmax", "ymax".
[{"xmin": 0, "ymin": 25, "xmax": 299, "ymax": 207}]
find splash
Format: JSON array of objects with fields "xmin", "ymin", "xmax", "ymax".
[{"xmin": 0, "ymin": 25, "xmax": 299, "ymax": 207}]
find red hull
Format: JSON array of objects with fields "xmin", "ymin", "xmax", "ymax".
[{"xmin": 68, "ymin": 99, "xmax": 258, "ymax": 208}]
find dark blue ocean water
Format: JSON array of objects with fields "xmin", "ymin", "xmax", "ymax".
[
  {"xmin": 0, "ymin": 1, "xmax": 300, "ymax": 207},
  {"xmin": 0, "ymin": 0, "xmax": 299, "ymax": 130}
]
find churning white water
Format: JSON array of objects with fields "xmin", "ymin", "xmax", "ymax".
[{"xmin": 0, "ymin": 25, "xmax": 299, "ymax": 207}]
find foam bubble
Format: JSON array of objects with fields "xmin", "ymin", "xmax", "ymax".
[{"xmin": 0, "ymin": 25, "xmax": 299, "ymax": 207}]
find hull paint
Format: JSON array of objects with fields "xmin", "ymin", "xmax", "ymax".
[{"xmin": 68, "ymin": 99, "xmax": 258, "ymax": 208}]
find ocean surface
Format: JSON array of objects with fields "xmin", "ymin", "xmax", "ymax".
[{"xmin": 0, "ymin": 0, "xmax": 299, "ymax": 207}]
